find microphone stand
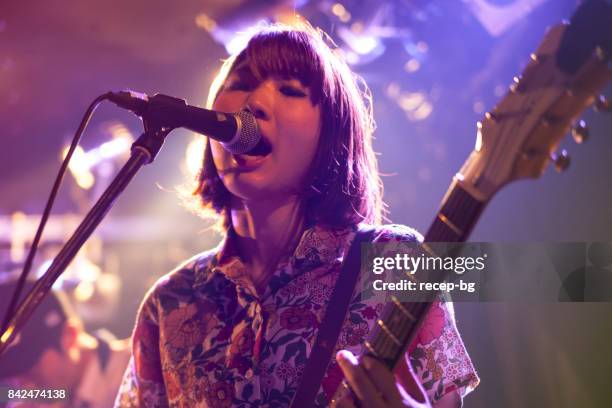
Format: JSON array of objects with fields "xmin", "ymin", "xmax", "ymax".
[{"xmin": 0, "ymin": 121, "xmax": 171, "ymax": 357}]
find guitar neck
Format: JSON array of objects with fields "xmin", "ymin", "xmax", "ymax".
[
  {"xmin": 361, "ymin": 179, "xmax": 487, "ymax": 369},
  {"xmin": 426, "ymin": 180, "xmax": 486, "ymax": 243}
]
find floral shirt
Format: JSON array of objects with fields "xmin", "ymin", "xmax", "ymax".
[{"xmin": 115, "ymin": 224, "xmax": 479, "ymax": 407}]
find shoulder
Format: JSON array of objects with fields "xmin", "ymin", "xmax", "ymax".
[
  {"xmin": 138, "ymin": 247, "xmax": 220, "ymax": 312},
  {"xmin": 367, "ymin": 223, "xmax": 423, "ymax": 244}
]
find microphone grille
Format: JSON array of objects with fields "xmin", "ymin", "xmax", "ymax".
[{"xmin": 222, "ymin": 110, "xmax": 259, "ymax": 155}]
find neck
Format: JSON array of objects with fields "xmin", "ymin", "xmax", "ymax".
[{"xmin": 230, "ymin": 194, "xmax": 304, "ymax": 285}]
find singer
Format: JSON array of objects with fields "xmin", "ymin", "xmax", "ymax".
[{"xmin": 115, "ymin": 23, "xmax": 478, "ymax": 408}]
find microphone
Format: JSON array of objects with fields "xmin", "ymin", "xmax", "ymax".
[{"xmin": 107, "ymin": 90, "xmax": 266, "ymax": 155}]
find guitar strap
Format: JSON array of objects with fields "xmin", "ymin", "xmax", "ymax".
[{"xmin": 289, "ymin": 225, "xmax": 376, "ymax": 408}]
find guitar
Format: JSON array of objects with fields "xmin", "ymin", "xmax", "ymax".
[{"xmin": 329, "ymin": 0, "xmax": 612, "ymax": 405}]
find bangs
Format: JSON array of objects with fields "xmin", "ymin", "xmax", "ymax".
[{"xmin": 232, "ymin": 28, "xmax": 329, "ymax": 103}]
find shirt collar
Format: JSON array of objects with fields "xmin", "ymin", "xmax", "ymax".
[{"xmin": 194, "ymin": 223, "xmax": 356, "ymax": 295}]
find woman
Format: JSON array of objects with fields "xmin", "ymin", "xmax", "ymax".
[{"xmin": 116, "ymin": 22, "xmax": 478, "ymax": 407}]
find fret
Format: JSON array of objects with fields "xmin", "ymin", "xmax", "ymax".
[
  {"xmin": 368, "ymin": 304, "xmax": 414, "ymax": 360},
  {"xmin": 427, "ymin": 219, "xmax": 458, "ymax": 242},
  {"xmin": 365, "ymin": 301, "xmax": 436, "ymax": 366},
  {"xmin": 386, "ymin": 308, "xmax": 406, "ymax": 330},
  {"xmin": 365, "ymin": 334, "xmax": 397, "ymax": 365},
  {"xmin": 437, "ymin": 213, "xmax": 463, "ymax": 236},
  {"xmin": 382, "ymin": 310, "xmax": 412, "ymax": 352},
  {"xmin": 381, "ymin": 303, "xmax": 408, "ymax": 332},
  {"xmin": 376, "ymin": 319, "xmax": 401, "ymax": 346},
  {"xmin": 390, "ymin": 296, "xmax": 415, "ymax": 321},
  {"xmin": 404, "ymin": 270, "xmax": 419, "ymax": 283},
  {"xmin": 407, "ymin": 302, "xmax": 432, "ymax": 323},
  {"xmin": 370, "ymin": 328, "xmax": 397, "ymax": 358},
  {"xmin": 420, "ymin": 242, "xmax": 438, "ymax": 258},
  {"xmin": 427, "ymin": 183, "xmax": 485, "ymax": 242},
  {"xmin": 390, "ymin": 309, "xmax": 412, "ymax": 341},
  {"xmin": 363, "ymin": 340, "xmax": 380, "ymax": 358}
]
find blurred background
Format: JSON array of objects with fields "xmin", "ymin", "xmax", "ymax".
[{"xmin": 0, "ymin": 0, "xmax": 610, "ymax": 406}]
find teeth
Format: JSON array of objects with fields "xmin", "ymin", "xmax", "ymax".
[{"xmin": 233, "ymin": 153, "xmax": 264, "ymax": 164}]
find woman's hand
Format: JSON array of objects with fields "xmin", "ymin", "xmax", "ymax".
[{"xmin": 334, "ymin": 350, "xmax": 432, "ymax": 408}]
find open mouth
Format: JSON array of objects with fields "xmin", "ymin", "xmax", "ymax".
[
  {"xmin": 232, "ymin": 134, "xmax": 272, "ymax": 168},
  {"xmin": 244, "ymin": 134, "xmax": 272, "ymax": 157}
]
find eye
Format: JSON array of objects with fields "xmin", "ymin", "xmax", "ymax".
[{"xmin": 279, "ymin": 85, "xmax": 307, "ymax": 98}]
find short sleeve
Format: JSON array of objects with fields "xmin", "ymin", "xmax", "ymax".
[
  {"xmin": 371, "ymin": 224, "xmax": 479, "ymax": 402},
  {"xmin": 114, "ymin": 287, "xmax": 168, "ymax": 407},
  {"xmin": 406, "ymin": 300, "xmax": 479, "ymax": 403}
]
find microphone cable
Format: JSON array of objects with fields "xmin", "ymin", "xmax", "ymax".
[{"xmin": 1, "ymin": 92, "xmax": 113, "ymax": 335}]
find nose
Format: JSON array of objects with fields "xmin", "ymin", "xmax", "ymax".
[
  {"xmin": 244, "ymin": 82, "xmax": 272, "ymax": 121},
  {"xmin": 245, "ymin": 102, "xmax": 267, "ymax": 120}
]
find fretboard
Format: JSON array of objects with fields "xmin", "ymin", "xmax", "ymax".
[{"xmin": 331, "ymin": 181, "xmax": 486, "ymax": 403}]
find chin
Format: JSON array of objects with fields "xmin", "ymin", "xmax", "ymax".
[
  {"xmin": 223, "ymin": 176, "xmax": 283, "ymax": 202},
  {"xmin": 226, "ymin": 177, "xmax": 305, "ymax": 207}
]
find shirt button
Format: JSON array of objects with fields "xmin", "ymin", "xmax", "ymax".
[{"xmin": 245, "ymin": 368, "xmax": 254, "ymax": 379}]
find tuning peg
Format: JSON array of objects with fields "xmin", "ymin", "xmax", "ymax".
[
  {"xmin": 551, "ymin": 149, "xmax": 570, "ymax": 172},
  {"xmin": 594, "ymin": 95, "xmax": 610, "ymax": 113},
  {"xmin": 572, "ymin": 120, "xmax": 589, "ymax": 143}
]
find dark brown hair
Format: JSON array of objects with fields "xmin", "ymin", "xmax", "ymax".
[{"xmin": 189, "ymin": 23, "xmax": 384, "ymax": 232}]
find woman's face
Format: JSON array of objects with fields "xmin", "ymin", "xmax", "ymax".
[{"xmin": 210, "ymin": 64, "xmax": 321, "ymax": 203}]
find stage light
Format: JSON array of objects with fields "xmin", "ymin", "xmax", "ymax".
[
  {"xmin": 184, "ymin": 137, "xmax": 206, "ymax": 178},
  {"xmin": 337, "ymin": 25, "xmax": 383, "ymax": 56},
  {"xmin": 195, "ymin": 13, "xmax": 217, "ymax": 32},
  {"xmin": 207, "ymin": 21, "xmax": 268, "ymax": 55},
  {"xmin": 97, "ymin": 273, "xmax": 120, "ymax": 298},
  {"xmin": 331, "ymin": 3, "xmax": 351, "ymax": 23},
  {"xmin": 465, "ymin": 0, "xmax": 549, "ymax": 37},
  {"xmin": 74, "ymin": 280, "xmax": 95, "ymax": 302},
  {"xmin": 76, "ymin": 255, "xmax": 102, "ymax": 282},
  {"xmin": 61, "ymin": 122, "xmax": 133, "ymax": 190},
  {"xmin": 409, "ymin": 100, "xmax": 433, "ymax": 121},
  {"xmin": 9, "ymin": 212, "xmax": 27, "ymax": 265},
  {"xmin": 62, "ymin": 145, "xmax": 95, "ymax": 190},
  {"xmin": 385, "ymin": 82, "xmax": 401, "ymax": 99},
  {"xmin": 415, "ymin": 41, "xmax": 428, "ymax": 54},
  {"xmin": 404, "ymin": 58, "xmax": 421, "ymax": 73},
  {"xmin": 398, "ymin": 92, "xmax": 425, "ymax": 111}
]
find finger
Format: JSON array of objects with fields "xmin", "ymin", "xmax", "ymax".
[
  {"xmin": 334, "ymin": 392, "xmax": 357, "ymax": 408},
  {"xmin": 362, "ymin": 356, "xmax": 403, "ymax": 403},
  {"xmin": 336, "ymin": 350, "xmax": 384, "ymax": 407}
]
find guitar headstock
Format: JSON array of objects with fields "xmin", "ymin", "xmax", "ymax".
[{"xmin": 457, "ymin": 0, "xmax": 612, "ymax": 202}]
